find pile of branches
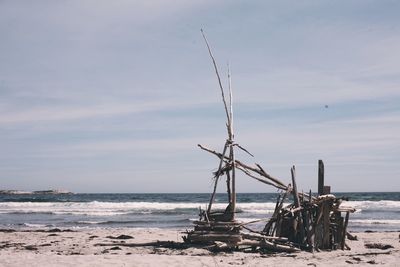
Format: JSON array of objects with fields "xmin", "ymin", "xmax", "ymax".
[
  {"xmin": 184, "ymin": 30, "xmax": 355, "ymax": 254},
  {"xmin": 262, "ymin": 169, "xmax": 356, "ymax": 252},
  {"xmin": 184, "ymin": 164, "xmax": 355, "ymax": 253},
  {"xmin": 184, "ymin": 219, "xmax": 300, "ymax": 253}
]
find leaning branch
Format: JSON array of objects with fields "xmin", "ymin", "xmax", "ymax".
[
  {"xmin": 198, "ymin": 144, "xmax": 287, "ymax": 190},
  {"xmin": 201, "ymin": 29, "xmax": 231, "ymax": 133}
]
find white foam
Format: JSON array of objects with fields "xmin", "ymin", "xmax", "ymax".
[
  {"xmin": 22, "ymin": 223, "xmax": 47, "ymax": 228},
  {"xmin": 0, "ymin": 200, "xmax": 398, "ymax": 217},
  {"xmin": 0, "ymin": 201, "xmax": 281, "ymax": 216},
  {"xmin": 341, "ymin": 200, "xmax": 400, "ymax": 211},
  {"xmin": 350, "ymin": 219, "xmax": 400, "ymax": 225}
]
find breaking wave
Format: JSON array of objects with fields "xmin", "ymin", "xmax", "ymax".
[
  {"xmin": 341, "ymin": 200, "xmax": 400, "ymax": 213},
  {"xmin": 0, "ymin": 201, "xmax": 280, "ymax": 216}
]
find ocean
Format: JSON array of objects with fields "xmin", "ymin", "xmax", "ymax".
[{"xmin": 0, "ymin": 192, "xmax": 399, "ymax": 232}]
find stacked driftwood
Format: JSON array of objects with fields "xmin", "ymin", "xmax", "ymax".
[
  {"xmin": 261, "ymin": 166, "xmax": 356, "ymax": 252},
  {"xmin": 185, "ymin": 30, "xmax": 355, "ymax": 253},
  {"xmin": 185, "ymin": 160, "xmax": 355, "ymax": 253}
]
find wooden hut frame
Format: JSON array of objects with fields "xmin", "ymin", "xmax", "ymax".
[{"xmin": 185, "ymin": 31, "xmax": 355, "ymax": 253}]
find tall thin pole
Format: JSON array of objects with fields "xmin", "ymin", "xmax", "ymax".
[
  {"xmin": 201, "ymin": 29, "xmax": 236, "ymax": 219},
  {"xmin": 228, "ymin": 64, "xmax": 236, "ymax": 215},
  {"xmin": 318, "ymin": 160, "xmax": 324, "ymax": 196}
]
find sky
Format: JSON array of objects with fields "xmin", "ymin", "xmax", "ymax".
[{"xmin": 0, "ymin": 0, "xmax": 399, "ymax": 193}]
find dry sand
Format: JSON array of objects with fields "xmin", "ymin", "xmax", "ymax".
[{"xmin": 0, "ymin": 228, "xmax": 399, "ymax": 266}]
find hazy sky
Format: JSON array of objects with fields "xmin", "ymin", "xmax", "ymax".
[{"xmin": 1, "ymin": 1, "xmax": 399, "ymax": 193}]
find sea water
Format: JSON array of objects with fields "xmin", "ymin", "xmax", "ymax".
[{"xmin": 0, "ymin": 192, "xmax": 399, "ymax": 232}]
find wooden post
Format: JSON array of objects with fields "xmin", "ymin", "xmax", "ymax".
[
  {"xmin": 226, "ymin": 169, "xmax": 231, "ymax": 203},
  {"xmin": 229, "ymin": 144, "xmax": 236, "ymax": 217},
  {"xmin": 291, "ymin": 166, "xmax": 300, "ymax": 208},
  {"xmin": 318, "ymin": 160, "xmax": 324, "ymax": 195},
  {"xmin": 227, "ymin": 64, "xmax": 236, "ymax": 218},
  {"xmin": 341, "ymin": 211, "xmax": 350, "ymax": 250},
  {"xmin": 291, "ymin": 166, "xmax": 305, "ymax": 243},
  {"xmin": 322, "ymin": 201, "xmax": 331, "ymax": 249},
  {"xmin": 323, "ymin": 186, "xmax": 331, "ymax": 195}
]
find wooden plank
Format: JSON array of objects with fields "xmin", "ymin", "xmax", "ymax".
[{"xmin": 322, "ymin": 201, "xmax": 331, "ymax": 249}]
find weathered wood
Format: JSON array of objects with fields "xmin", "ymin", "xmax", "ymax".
[
  {"xmin": 318, "ymin": 160, "xmax": 324, "ymax": 195},
  {"xmin": 192, "ymin": 32, "xmax": 355, "ymax": 254},
  {"xmin": 238, "ymin": 240, "xmax": 300, "ymax": 253},
  {"xmin": 346, "ymin": 232, "xmax": 358, "ymax": 241},
  {"xmin": 341, "ymin": 211, "xmax": 350, "ymax": 250},
  {"xmin": 256, "ymin": 163, "xmax": 288, "ymax": 188},
  {"xmin": 192, "ymin": 220, "xmax": 241, "ymax": 226},
  {"xmin": 187, "ymin": 233, "xmax": 242, "ymax": 243},
  {"xmin": 291, "ymin": 166, "xmax": 300, "ymax": 208},
  {"xmin": 241, "ymin": 232, "xmax": 288, "ymax": 242},
  {"xmin": 323, "ymin": 186, "xmax": 331, "ymax": 195},
  {"xmin": 291, "ymin": 166, "xmax": 305, "ymax": 244},
  {"xmin": 236, "ymin": 165, "xmax": 284, "ymax": 189},
  {"xmin": 214, "ymin": 241, "xmax": 230, "ymax": 250},
  {"xmin": 303, "ymin": 206, "xmax": 312, "ymax": 251},
  {"xmin": 200, "ymin": 29, "xmax": 231, "ymax": 131},
  {"xmin": 194, "ymin": 225, "xmax": 239, "ymax": 232},
  {"xmin": 207, "ymin": 140, "xmax": 229, "ymax": 214},
  {"xmin": 95, "ymin": 241, "xmax": 188, "ymax": 249},
  {"xmin": 322, "ymin": 201, "xmax": 331, "ymax": 249},
  {"xmin": 229, "ymin": 144, "xmax": 236, "ymax": 217},
  {"xmin": 197, "ymin": 144, "xmax": 287, "ymax": 190},
  {"xmin": 226, "ymin": 169, "xmax": 231, "ymax": 203}
]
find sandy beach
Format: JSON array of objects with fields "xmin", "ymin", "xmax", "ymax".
[{"xmin": 0, "ymin": 228, "xmax": 398, "ymax": 266}]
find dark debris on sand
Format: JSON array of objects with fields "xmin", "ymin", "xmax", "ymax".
[
  {"xmin": 106, "ymin": 234, "xmax": 134, "ymax": 240},
  {"xmin": 364, "ymin": 243, "xmax": 394, "ymax": 250}
]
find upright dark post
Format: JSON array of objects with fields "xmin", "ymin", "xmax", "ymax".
[{"xmin": 318, "ymin": 160, "xmax": 324, "ymax": 196}]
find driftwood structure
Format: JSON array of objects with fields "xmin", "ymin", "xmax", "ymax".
[{"xmin": 184, "ymin": 31, "xmax": 355, "ymax": 253}]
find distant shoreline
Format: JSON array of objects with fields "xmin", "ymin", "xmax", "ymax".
[{"xmin": 0, "ymin": 190, "xmax": 73, "ymax": 195}]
